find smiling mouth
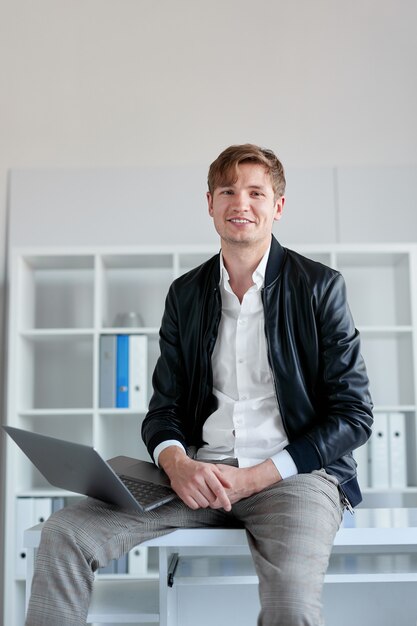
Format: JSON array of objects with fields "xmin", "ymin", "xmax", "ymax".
[{"xmin": 228, "ymin": 218, "xmax": 254, "ymax": 224}]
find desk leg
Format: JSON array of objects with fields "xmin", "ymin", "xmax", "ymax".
[
  {"xmin": 25, "ymin": 546, "xmax": 36, "ymax": 615},
  {"xmin": 159, "ymin": 547, "xmax": 178, "ymax": 626}
]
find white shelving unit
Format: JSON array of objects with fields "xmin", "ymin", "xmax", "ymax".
[{"xmin": 4, "ymin": 242, "xmax": 417, "ymax": 626}]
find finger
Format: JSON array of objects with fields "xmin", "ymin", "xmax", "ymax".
[
  {"xmin": 209, "ymin": 497, "xmax": 226, "ymax": 510},
  {"xmin": 192, "ymin": 465, "xmax": 230, "ymax": 502},
  {"xmin": 176, "ymin": 463, "xmax": 232, "ymax": 510},
  {"xmin": 194, "ymin": 485, "xmax": 219, "ymax": 506},
  {"xmin": 204, "ymin": 474, "xmax": 232, "ymax": 511},
  {"xmin": 184, "ymin": 495, "xmax": 200, "ymax": 510},
  {"xmin": 212, "ymin": 466, "xmax": 233, "ymax": 489},
  {"xmin": 189, "ymin": 490, "xmax": 212, "ymax": 509},
  {"xmin": 179, "ymin": 485, "xmax": 213, "ymax": 510}
]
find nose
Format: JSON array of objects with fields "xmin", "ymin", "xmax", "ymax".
[{"xmin": 232, "ymin": 192, "xmax": 249, "ymax": 211}]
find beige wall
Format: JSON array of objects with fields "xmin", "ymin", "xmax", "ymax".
[{"xmin": 1, "ymin": 0, "xmax": 417, "ymax": 608}]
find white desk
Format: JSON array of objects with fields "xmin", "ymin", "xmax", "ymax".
[{"xmin": 24, "ymin": 508, "xmax": 417, "ymax": 626}]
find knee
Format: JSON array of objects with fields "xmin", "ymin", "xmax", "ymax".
[
  {"xmin": 39, "ymin": 506, "xmax": 78, "ymax": 550},
  {"xmin": 38, "ymin": 503, "xmax": 108, "ymax": 575},
  {"xmin": 40, "ymin": 501, "xmax": 95, "ymax": 553},
  {"xmin": 42, "ymin": 506, "xmax": 71, "ymax": 535}
]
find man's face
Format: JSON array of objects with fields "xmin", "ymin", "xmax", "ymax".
[{"xmin": 207, "ymin": 163, "xmax": 284, "ymax": 250}]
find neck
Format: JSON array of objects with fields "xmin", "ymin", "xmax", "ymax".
[{"xmin": 221, "ymin": 239, "xmax": 270, "ymax": 302}]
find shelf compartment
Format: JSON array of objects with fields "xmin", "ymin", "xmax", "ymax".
[
  {"xmin": 326, "ymin": 553, "xmax": 417, "ymax": 583},
  {"xmin": 355, "ymin": 410, "xmax": 417, "ymax": 490},
  {"xmin": 171, "ymin": 552, "xmax": 417, "ymax": 586},
  {"xmin": 174, "ymin": 554, "xmax": 257, "ymax": 585},
  {"xmin": 13, "ymin": 413, "xmax": 93, "ymax": 492},
  {"xmin": 96, "ymin": 413, "xmax": 150, "ymax": 463},
  {"xmin": 360, "ymin": 332, "xmax": 414, "ymax": 407},
  {"xmin": 176, "ymin": 251, "xmax": 215, "ymax": 277},
  {"xmin": 97, "ymin": 546, "xmax": 159, "ymax": 580},
  {"xmin": 174, "ymin": 583, "xmax": 260, "ymax": 625},
  {"xmin": 360, "ymin": 490, "xmax": 417, "ymax": 509},
  {"xmin": 99, "ymin": 256, "xmax": 174, "ymax": 329},
  {"xmin": 88, "ymin": 578, "xmax": 159, "ymax": 623},
  {"xmin": 302, "ymin": 251, "xmax": 334, "ymax": 267},
  {"xmin": 336, "ymin": 251, "xmax": 411, "ymax": 327},
  {"xmin": 96, "ymin": 333, "xmax": 158, "ymax": 410},
  {"xmin": 18, "ymin": 255, "xmax": 95, "ymax": 330},
  {"xmin": 18, "ymin": 335, "xmax": 94, "ymax": 410}
]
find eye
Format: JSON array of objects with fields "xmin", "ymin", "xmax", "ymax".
[{"xmin": 221, "ymin": 189, "xmax": 234, "ymax": 195}]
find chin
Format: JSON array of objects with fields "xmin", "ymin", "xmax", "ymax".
[{"xmin": 224, "ymin": 236, "xmax": 255, "ymax": 247}]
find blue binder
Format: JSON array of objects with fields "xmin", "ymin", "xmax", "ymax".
[{"xmin": 116, "ymin": 335, "xmax": 129, "ymax": 408}]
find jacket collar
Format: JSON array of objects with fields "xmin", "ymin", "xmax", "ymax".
[
  {"xmin": 219, "ymin": 245, "xmax": 270, "ymax": 292},
  {"xmin": 265, "ymin": 235, "xmax": 286, "ymax": 287},
  {"xmin": 213, "ymin": 235, "xmax": 286, "ymax": 290}
]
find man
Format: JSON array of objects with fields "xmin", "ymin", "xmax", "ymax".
[{"xmin": 26, "ymin": 144, "xmax": 373, "ymax": 626}]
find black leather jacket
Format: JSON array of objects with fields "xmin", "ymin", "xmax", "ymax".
[{"xmin": 142, "ymin": 236, "xmax": 373, "ymax": 507}]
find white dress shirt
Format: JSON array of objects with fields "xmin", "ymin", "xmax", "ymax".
[{"xmin": 154, "ymin": 247, "xmax": 297, "ymax": 479}]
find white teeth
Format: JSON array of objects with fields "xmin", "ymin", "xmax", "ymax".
[{"xmin": 230, "ymin": 219, "xmax": 250, "ymax": 223}]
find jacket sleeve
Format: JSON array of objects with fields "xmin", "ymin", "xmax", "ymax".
[
  {"xmin": 141, "ymin": 284, "xmax": 189, "ymax": 461},
  {"xmin": 285, "ymin": 273, "xmax": 373, "ymax": 473}
]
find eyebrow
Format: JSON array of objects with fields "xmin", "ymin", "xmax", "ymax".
[
  {"xmin": 217, "ymin": 183, "xmax": 267, "ymax": 191},
  {"xmin": 248, "ymin": 185, "xmax": 266, "ymax": 191}
]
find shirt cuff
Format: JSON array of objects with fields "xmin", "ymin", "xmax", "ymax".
[
  {"xmin": 270, "ymin": 450, "xmax": 298, "ymax": 479},
  {"xmin": 153, "ymin": 440, "xmax": 187, "ymax": 467}
]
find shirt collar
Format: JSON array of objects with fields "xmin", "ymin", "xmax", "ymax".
[{"xmin": 219, "ymin": 244, "xmax": 271, "ymax": 292}]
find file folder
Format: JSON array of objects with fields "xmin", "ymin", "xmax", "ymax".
[
  {"xmin": 116, "ymin": 335, "xmax": 129, "ymax": 408},
  {"xmin": 370, "ymin": 412, "xmax": 390, "ymax": 489},
  {"xmin": 99, "ymin": 335, "xmax": 117, "ymax": 408},
  {"xmin": 388, "ymin": 412, "xmax": 407, "ymax": 488},
  {"xmin": 129, "ymin": 334, "xmax": 148, "ymax": 411}
]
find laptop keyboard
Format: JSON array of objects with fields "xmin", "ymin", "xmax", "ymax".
[{"xmin": 119, "ymin": 475, "xmax": 175, "ymax": 507}]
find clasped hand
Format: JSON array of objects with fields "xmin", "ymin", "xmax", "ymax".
[{"xmin": 159, "ymin": 447, "xmax": 281, "ymax": 512}]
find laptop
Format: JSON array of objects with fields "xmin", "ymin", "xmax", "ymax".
[{"xmin": 4, "ymin": 426, "xmax": 177, "ymax": 512}]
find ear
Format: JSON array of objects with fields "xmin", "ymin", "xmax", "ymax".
[
  {"xmin": 273, "ymin": 196, "xmax": 285, "ymax": 222},
  {"xmin": 207, "ymin": 192, "xmax": 214, "ymax": 217}
]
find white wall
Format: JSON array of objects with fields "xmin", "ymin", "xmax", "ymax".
[
  {"xmin": 1, "ymin": 0, "xmax": 417, "ymax": 610},
  {"xmin": 9, "ymin": 163, "xmax": 417, "ymax": 250}
]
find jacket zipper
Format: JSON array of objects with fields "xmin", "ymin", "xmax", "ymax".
[
  {"xmin": 338, "ymin": 485, "xmax": 354, "ymax": 514},
  {"xmin": 194, "ymin": 286, "xmax": 221, "ymax": 427}
]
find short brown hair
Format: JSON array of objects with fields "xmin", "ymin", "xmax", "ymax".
[{"xmin": 207, "ymin": 144, "xmax": 286, "ymax": 199}]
